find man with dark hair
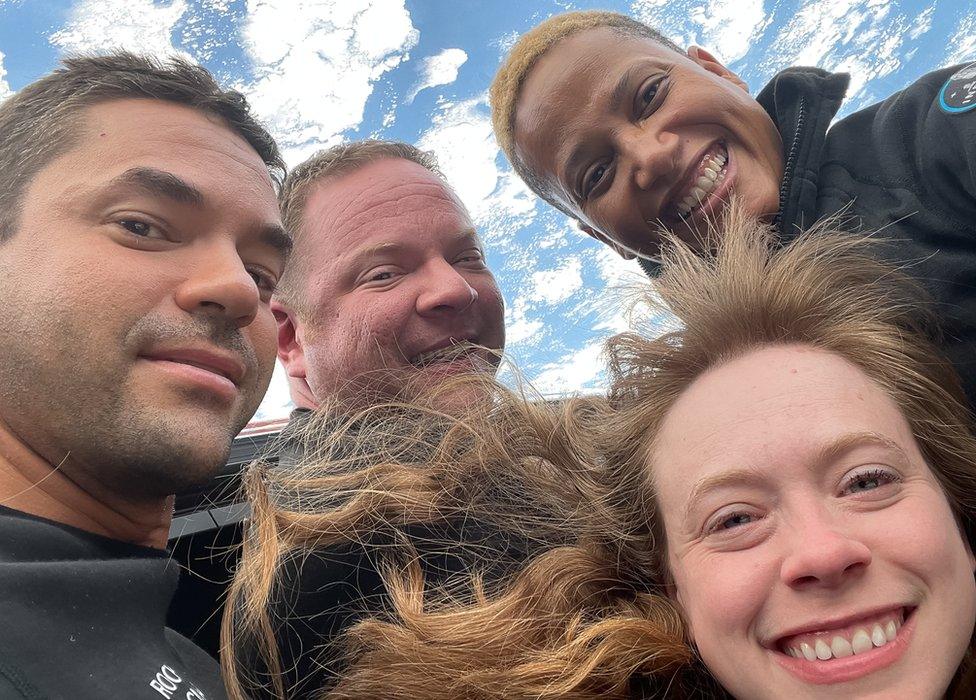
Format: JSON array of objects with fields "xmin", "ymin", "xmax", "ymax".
[{"xmin": 0, "ymin": 52, "xmax": 289, "ymax": 698}]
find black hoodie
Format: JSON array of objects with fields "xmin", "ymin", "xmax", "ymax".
[
  {"xmin": 642, "ymin": 63, "xmax": 976, "ymax": 407},
  {"xmin": 0, "ymin": 505, "xmax": 227, "ymax": 699}
]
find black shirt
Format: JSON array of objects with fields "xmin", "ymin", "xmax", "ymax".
[{"xmin": 0, "ymin": 505, "xmax": 227, "ymax": 699}]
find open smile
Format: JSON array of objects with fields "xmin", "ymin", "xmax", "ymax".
[
  {"xmin": 659, "ymin": 141, "xmax": 731, "ymax": 226},
  {"xmin": 770, "ymin": 606, "xmax": 916, "ymax": 684}
]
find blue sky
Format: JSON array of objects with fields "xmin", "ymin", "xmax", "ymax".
[{"xmin": 1, "ymin": 0, "xmax": 973, "ymax": 420}]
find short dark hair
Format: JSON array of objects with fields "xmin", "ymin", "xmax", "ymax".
[{"xmin": 0, "ymin": 51, "xmax": 286, "ymax": 241}]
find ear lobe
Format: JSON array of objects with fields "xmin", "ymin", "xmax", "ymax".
[
  {"xmin": 577, "ymin": 220, "xmax": 638, "ymax": 260},
  {"xmin": 270, "ymin": 300, "xmax": 307, "ymax": 379},
  {"xmin": 686, "ymin": 45, "xmax": 748, "ymax": 91}
]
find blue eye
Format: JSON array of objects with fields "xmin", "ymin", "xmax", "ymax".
[{"xmin": 842, "ymin": 467, "xmax": 899, "ymax": 495}]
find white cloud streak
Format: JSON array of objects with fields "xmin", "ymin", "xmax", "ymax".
[
  {"xmin": 531, "ymin": 340, "xmax": 606, "ymax": 396},
  {"xmin": 0, "ymin": 49, "xmax": 12, "ymax": 103},
  {"xmin": 49, "ymin": 0, "xmax": 187, "ymax": 57},
  {"xmin": 241, "ymin": 0, "xmax": 418, "ymax": 166},
  {"xmin": 530, "ymin": 257, "xmax": 583, "ymax": 305},
  {"xmin": 407, "ymin": 47, "xmax": 467, "ymax": 102},
  {"xmin": 631, "ymin": 0, "xmax": 768, "ymax": 64}
]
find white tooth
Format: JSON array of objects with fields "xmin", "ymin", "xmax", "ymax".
[
  {"xmin": 831, "ymin": 636, "xmax": 853, "ymax": 658},
  {"xmin": 885, "ymin": 620, "xmax": 897, "ymax": 642},
  {"xmin": 871, "ymin": 624, "xmax": 887, "ymax": 647},
  {"xmin": 786, "ymin": 647, "xmax": 797, "ymax": 658},
  {"xmin": 696, "ymin": 175, "xmax": 713, "ymax": 189},
  {"xmin": 690, "ymin": 186, "xmax": 706, "ymax": 202},
  {"xmin": 715, "ymin": 153, "xmax": 726, "ymax": 165},
  {"xmin": 703, "ymin": 166, "xmax": 718, "ymax": 179},
  {"xmin": 851, "ymin": 629, "xmax": 873, "ymax": 654},
  {"xmin": 815, "ymin": 639, "xmax": 833, "ymax": 660},
  {"xmin": 682, "ymin": 195, "xmax": 697, "ymax": 210},
  {"xmin": 800, "ymin": 642, "xmax": 817, "ymax": 661}
]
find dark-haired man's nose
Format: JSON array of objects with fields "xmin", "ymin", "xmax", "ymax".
[
  {"xmin": 620, "ymin": 127, "xmax": 679, "ymax": 192},
  {"xmin": 416, "ymin": 260, "xmax": 479, "ymax": 317},
  {"xmin": 175, "ymin": 246, "xmax": 260, "ymax": 328}
]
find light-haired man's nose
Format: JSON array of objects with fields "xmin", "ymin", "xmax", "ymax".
[{"xmin": 416, "ymin": 259, "xmax": 479, "ymax": 317}]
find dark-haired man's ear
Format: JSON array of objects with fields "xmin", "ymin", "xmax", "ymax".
[
  {"xmin": 577, "ymin": 220, "xmax": 637, "ymax": 260},
  {"xmin": 687, "ymin": 45, "xmax": 748, "ymax": 91}
]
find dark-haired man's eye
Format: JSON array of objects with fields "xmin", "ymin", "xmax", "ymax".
[{"xmin": 583, "ymin": 163, "xmax": 607, "ymax": 198}]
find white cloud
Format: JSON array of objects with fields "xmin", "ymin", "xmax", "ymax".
[
  {"xmin": 530, "ymin": 340, "xmax": 606, "ymax": 396},
  {"xmin": 529, "ymin": 257, "xmax": 583, "ymax": 305},
  {"xmin": 505, "ymin": 297, "xmax": 543, "ymax": 346},
  {"xmin": 0, "ymin": 50, "xmax": 12, "ymax": 103},
  {"xmin": 756, "ymin": 0, "xmax": 917, "ymax": 102},
  {"xmin": 417, "ymin": 93, "xmax": 536, "ymax": 240},
  {"xmin": 254, "ymin": 360, "xmax": 295, "ymax": 421},
  {"xmin": 241, "ymin": 0, "xmax": 419, "ymax": 165},
  {"xmin": 407, "ymin": 47, "xmax": 466, "ymax": 103},
  {"xmin": 631, "ymin": 0, "xmax": 768, "ymax": 64},
  {"xmin": 49, "ymin": 0, "xmax": 187, "ymax": 57},
  {"xmin": 946, "ymin": 12, "xmax": 976, "ymax": 66}
]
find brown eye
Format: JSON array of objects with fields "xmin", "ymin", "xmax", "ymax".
[
  {"xmin": 583, "ymin": 163, "xmax": 609, "ymax": 198},
  {"xmin": 635, "ymin": 78, "xmax": 664, "ymax": 117}
]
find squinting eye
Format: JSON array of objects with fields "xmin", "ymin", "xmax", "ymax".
[
  {"xmin": 718, "ymin": 512, "xmax": 754, "ymax": 530},
  {"xmin": 583, "ymin": 163, "xmax": 609, "ymax": 198},
  {"xmin": 368, "ymin": 271, "xmax": 394, "ymax": 282},
  {"xmin": 842, "ymin": 467, "xmax": 899, "ymax": 495}
]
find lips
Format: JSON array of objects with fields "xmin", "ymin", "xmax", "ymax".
[
  {"xmin": 140, "ymin": 347, "xmax": 246, "ymax": 386},
  {"xmin": 659, "ymin": 141, "xmax": 730, "ymax": 224},
  {"xmin": 408, "ymin": 337, "xmax": 498, "ymax": 371}
]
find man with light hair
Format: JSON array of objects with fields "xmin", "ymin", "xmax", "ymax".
[
  {"xmin": 0, "ymin": 52, "xmax": 288, "ymax": 698},
  {"xmin": 228, "ymin": 139, "xmax": 508, "ymax": 699},
  {"xmin": 271, "ymin": 138, "xmax": 506, "ymax": 415},
  {"xmin": 490, "ymin": 9, "xmax": 976, "ymax": 406}
]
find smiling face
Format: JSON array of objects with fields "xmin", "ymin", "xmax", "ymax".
[
  {"xmin": 651, "ymin": 344, "xmax": 976, "ymax": 699},
  {"xmin": 277, "ymin": 157, "xmax": 505, "ymax": 409},
  {"xmin": 513, "ymin": 27, "xmax": 783, "ymax": 259},
  {"xmin": 0, "ymin": 98, "xmax": 285, "ymax": 501}
]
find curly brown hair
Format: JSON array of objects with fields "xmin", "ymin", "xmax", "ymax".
[{"xmin": 224, "ymin": 205, "xmax": 976, "ymax": 699}]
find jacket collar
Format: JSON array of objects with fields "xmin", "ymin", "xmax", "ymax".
[{"xmin": 756, "ymin": 67, "xmax": 850, "ymax": 240}]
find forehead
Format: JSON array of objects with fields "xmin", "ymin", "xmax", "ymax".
[
  {"xmin": 513, "ymin": 28, "xmax": 681, "ymax": 174},
  {"xmin": 652, "ymin": 345, "xmax": 916, "ymax": 493},
  {"xmin": 298, "ymin": 158, "xmax": 473, "ymax": 259},
  {"xmin": 71, "ymin": 98, "xmax": 275, "ymax": 190}
]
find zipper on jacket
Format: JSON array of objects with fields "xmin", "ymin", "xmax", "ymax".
[{"xmin": 775, "ymin": 95, "xmax": 806, "ymax": 231}]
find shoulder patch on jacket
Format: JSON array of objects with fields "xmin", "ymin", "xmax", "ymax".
[{"xmin": 939, "ymin": 62, "xmax": 976, "ymax": 113}]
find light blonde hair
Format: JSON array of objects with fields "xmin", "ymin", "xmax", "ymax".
[
  {"xmin": 224, "ymin": 206, "xmax": 976, "ymax": 698},
  {"xmin": 274, "ymin": 140, "xmax": 445, "ymax": 311},
  {"xmin": 489, "ymin": 11, "xmax": 680, "ymax": 215}
]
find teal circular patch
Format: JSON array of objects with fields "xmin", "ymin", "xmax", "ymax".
[{"xmin": 940, "ymin": 62, "xmax": 976, "ymax": 113}]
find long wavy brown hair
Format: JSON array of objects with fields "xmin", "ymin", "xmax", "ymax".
[{"xmin": 223, "ymin": 206, "xmax": 976, "ymax": 699}]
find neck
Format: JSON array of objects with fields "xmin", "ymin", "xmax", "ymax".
[{"xmin": 0, "ymin": 418, "xmax": 173, "ymax": 548}]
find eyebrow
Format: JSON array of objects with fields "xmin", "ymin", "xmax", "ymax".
[
  {"xmin": 681, "ymin": 431, "xmax": 910, "ymax": 523},
  {"xmin": 106, "ymin": 167, "xmax": 292, "ymax": 259},
  {"xmin": 108, "ymin": 167, "xmax": 205, "ymax": 205}
]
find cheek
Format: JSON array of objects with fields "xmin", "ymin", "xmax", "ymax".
[
  {"xmin": 875, "ymin": 492, "xmax": 973, "ymax": 581},
  {"xmin": 672, "ymin": 549, "xmax": 774, "ymax": 644}
]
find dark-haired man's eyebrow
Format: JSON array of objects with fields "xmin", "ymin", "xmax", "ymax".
[
  {"xmin": 259, "ymin": 224, "xmax": 293, "ymax": 261},
  {"xmin": 108, "ymin": 167, "xmax": 204, "ymax": 205}
]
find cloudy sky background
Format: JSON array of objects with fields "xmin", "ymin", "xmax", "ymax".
[{"xmin": 1, "ymin": 0, "xmax": 973, "ymax": 420}]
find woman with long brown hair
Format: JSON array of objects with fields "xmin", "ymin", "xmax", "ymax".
[{"xmin": 224, "ymin": 206, "xmax": 976, "ymax": 698}]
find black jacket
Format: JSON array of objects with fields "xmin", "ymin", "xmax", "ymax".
[
  {"xmin": 0, "ymin": 506, "xmax": 227, "ymax": 699},
  {"xmin": 642, "ymin": 64, "xmax": 976, "ymax": 406}
]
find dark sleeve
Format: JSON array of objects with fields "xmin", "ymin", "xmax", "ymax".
[
  {"xmin": 245, "ymin": 545, "xmax": 388, "ymax": 700},
  {"xmin": 908, "ymin": 64, "xmax": 976, "ymax": 220},
  {"xmin": 0, "ymin": 661, "xmax": 41, "ymax": 700}
]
